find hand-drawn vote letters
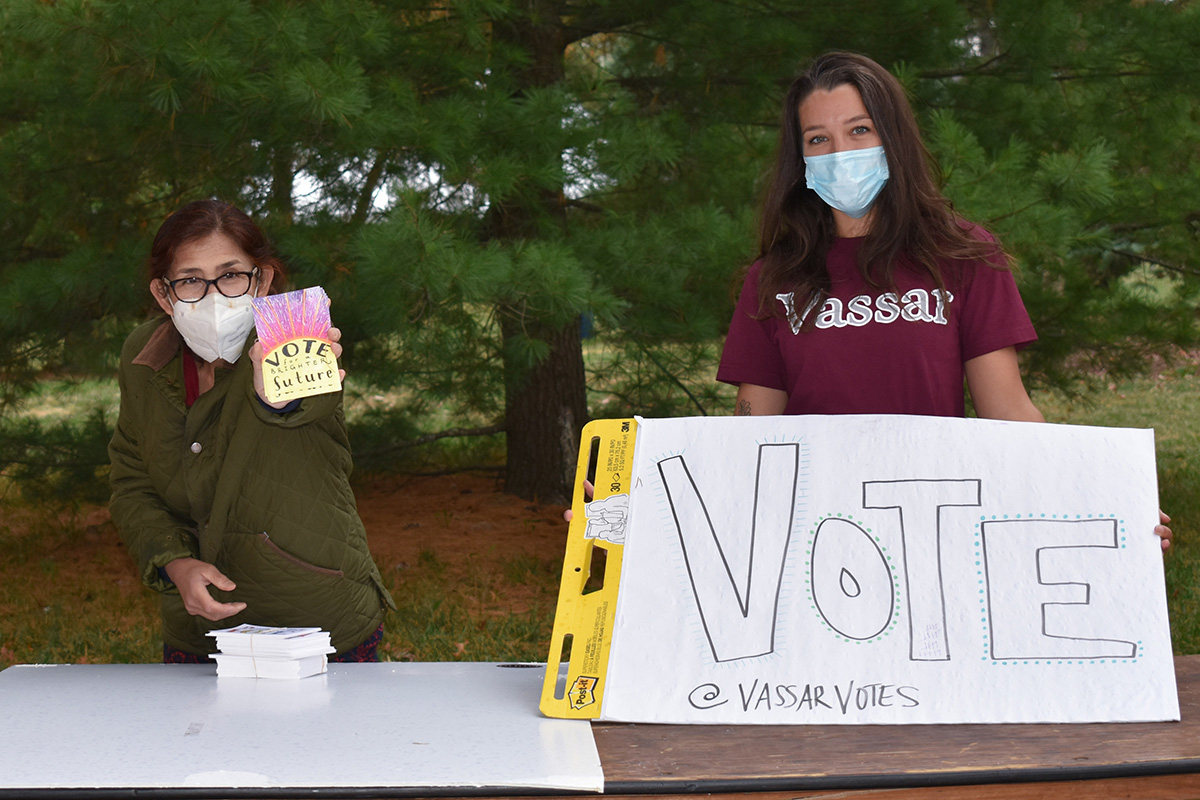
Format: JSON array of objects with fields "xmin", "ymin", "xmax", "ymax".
[{"xmin": 544, "ymin": 415, "xmax": 1177, "ymax": 724}]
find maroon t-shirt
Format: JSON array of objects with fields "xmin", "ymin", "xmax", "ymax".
[{"xmin": 716, "ymin": 233, "xmax": 1037, "ymax": 417}]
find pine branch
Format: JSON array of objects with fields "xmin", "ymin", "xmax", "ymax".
[
  {"xmin": 358, "ymin": 424, "xmax": 505, "ymax": 458},
  {"xmin": 1110, "ymin": 249, "xmax": 1200, "ymax": 278},
  {"xmin": 919, "ymin": 52, "xmax": 1011, "ymax": 81},
  {"xmin": 985, "ymin": 200, "xmax": 1045, "ymax": 225},
  {"xmin": 635, "ymin": 341, "xmax": 709, "ymax": 416},
  {"xmin": 565, "ymin": 198, "xmax": 605, "ymax": 213},
  {"xmin": 924, "ymin": 63, "xmax": 1172, "ymax": 84},
  {"xmin": 560, "ymin": 1, "xmax": 655, "ymax": 46}
]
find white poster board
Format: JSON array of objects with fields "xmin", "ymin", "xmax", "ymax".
[{"xmin": 541, "ymin": 415, "xmax": 1178, "ymax": 725}]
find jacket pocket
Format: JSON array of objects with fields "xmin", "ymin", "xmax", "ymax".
[{"xmin": 257, "ymin": 531, "xmax": 345, "ymax": 577}]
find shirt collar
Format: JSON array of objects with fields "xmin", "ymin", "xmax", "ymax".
[{"xmin": 131, "ymin": 318, "xmax": 182, "ymax": 371}]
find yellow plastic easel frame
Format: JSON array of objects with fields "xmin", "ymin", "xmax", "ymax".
[{"xmin": 539, "ymin": 418, "xmax": 637, "ymax": 719}]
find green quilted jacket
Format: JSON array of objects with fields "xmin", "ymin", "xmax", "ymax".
[{"xmin": 108, "ymin": 317, "xmax": 395, "ymax": 656}]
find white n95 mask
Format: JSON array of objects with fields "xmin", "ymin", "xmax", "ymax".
[
  {"xmin": 804, "ymin": 145, "xmax": 890, "ymax": 219},
  {"xmin": 170, "ymin": 292, "xmax": 256, "ymax": 363}
]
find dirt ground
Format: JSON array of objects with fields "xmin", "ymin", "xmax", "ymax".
[
  {"xmin": 353, "ymin": 470, "xmax": 572, "ymax": 606},
  {"xmin": 9, "ymin": 470, "xmax": 572, "ymax": 630}
]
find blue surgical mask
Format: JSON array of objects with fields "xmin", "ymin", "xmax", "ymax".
[{"xmin": 804, "ymin": 145, "xmax": 889, "ymax": 219}]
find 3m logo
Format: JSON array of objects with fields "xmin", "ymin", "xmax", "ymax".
[{"xmin": 569, "ymin": 676, "xmax": 599, "ymax": 709}]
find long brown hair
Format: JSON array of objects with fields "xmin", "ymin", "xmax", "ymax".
[
  {"xmin": 148, "ymin": 199, "xmax": 287, "ymax": 291},
  {"xmin": 754, "ymin": 51, "xmax": 1004, "ymax": 318}
]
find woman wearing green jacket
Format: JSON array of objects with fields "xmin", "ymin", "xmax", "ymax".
[{"xmin": 108, "ymin": 199, "xmax": 395, "ymax": 662}]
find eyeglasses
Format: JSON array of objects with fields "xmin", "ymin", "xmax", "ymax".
[{"xmin": 163, "ymin": 268, "xmax": 259, "ymax": 303}]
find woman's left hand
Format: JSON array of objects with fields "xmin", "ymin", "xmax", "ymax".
[
  {"xmin": 1156, "ymin": 510, "xmax": 1173, "ymax": 551},
  {"xmin": 251, "ymin": 326, "xmax": 346, "ymax": 407},
  {"xmin": 563, "ymin": 479, "xmax": 594, "ymax": 523}
]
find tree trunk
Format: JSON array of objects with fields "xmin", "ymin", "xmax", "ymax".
[
  {"xmin": 269, "ymin": 142, "xmax": 295, "ymax": 226},
  {"xmin": 502, "ymin": 316, "xmax": 588, "ymax": 504},
  {"xmin": 487, "ymin": 1, "xmax": 589, "ymax": 503}
]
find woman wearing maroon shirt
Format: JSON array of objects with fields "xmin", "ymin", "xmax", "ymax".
[{"xmin": 717, "ymin": 51, "xmax": 1172, "ymax": 547}]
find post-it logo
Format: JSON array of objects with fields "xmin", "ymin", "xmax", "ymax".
[{"xmin": 569, "ymin": 675, "xmax": 599, "ymax": 710}]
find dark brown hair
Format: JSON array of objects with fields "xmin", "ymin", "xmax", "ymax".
[
  {"xmin": 148, "ymin": 199, "xmax": 286, "ymax": 291},
  {"xmin": 754, "ymin": 51, "xmax": 1004, "ymax": 317}
]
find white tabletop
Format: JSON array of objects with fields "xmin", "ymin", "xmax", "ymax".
[{"xmin": 0, "ymin": 661, "xmax": 602, "ymax": 794}]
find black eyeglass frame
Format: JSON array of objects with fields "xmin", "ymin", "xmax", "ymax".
[{"xmin": 162, "ymin": 267, "xmax": 261, "ymax": 304}]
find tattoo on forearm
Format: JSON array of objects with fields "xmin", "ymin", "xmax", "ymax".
[{"xmin": 736, "ymin": 399, "xmax": 752, "ymax": 416}]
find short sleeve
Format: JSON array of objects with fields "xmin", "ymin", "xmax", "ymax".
[
  {"xmin": 716, "ymin": 262, "xmax": 788, "ymax": 391},
  {"xmin": 955, "ymin": 237, "xmax": 1037, "ymax": 361}
]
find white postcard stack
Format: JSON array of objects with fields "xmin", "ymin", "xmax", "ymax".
[{"xmin": 207, "ymin": 624, "xmax": 336, "ymax": 679}]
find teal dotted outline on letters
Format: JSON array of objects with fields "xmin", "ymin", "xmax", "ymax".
[
  {"xmin": 805, "ymin": 513, "xmax": 902, "ymax": 645},
  {"xmin": 975, "ymin": 513, "xmax": 1138, "ymax": 666}
]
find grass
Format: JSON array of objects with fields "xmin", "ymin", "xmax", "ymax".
[
  {"xmin": 2, "ymin": 365, "xmax": 1199, "ymax": 665},
  {"xmin": 0, "ymin": 505, "xmax": 161, "ymax": 665},
  {"xmin": 0, "ymin": 512, "xmax": 561, "ymax": 667},
  {"xmin": 379, "ymin": 549, "xmax": 560, "ymax": 663},
  {"xmin": 12, "ymin": 376, "xmax": 121, "ymax": 422}
]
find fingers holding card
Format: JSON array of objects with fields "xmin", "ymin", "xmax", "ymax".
[{"xmin": 252, "ymin": 287, "xmax": 342, "ymax": 403}]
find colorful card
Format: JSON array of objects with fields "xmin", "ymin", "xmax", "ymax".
[{"xmin": 252, "ymin": 287, "xmax": 341, "ymax": 403}]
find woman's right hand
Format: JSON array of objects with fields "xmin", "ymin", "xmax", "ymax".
[
  {"xmin": 250, "ymin": 325, "xmax": 347, "ymax": 409},
  {"xmin": 163, "ymin": 557, "xmax": 248, "ymax": 621}
]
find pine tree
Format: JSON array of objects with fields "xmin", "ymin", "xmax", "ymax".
[{"xmin": 3, "ymin": 0, "xmax": 1198, "ymax": 504}]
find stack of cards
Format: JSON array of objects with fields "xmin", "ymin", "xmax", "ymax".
[
  {"xmin": 252, "ymin": 286, "xmax": 341, "ymax": 404},
  {"xmin": 207, "ymin": 624, "xmax": 336, "ymax": 679}
]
